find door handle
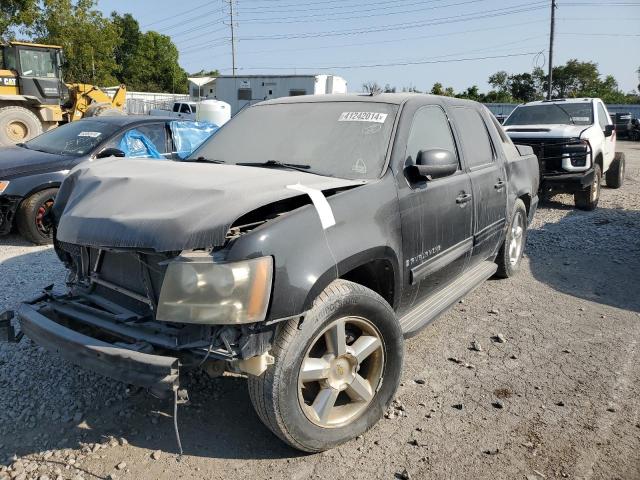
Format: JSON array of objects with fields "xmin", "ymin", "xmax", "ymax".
[
  {"xmin": 494, "ymin": 180, "xmax": 506, "ymax": 190},
  {"xmin": 456, "ymin": 193, "xmax": 472, "ymax": 204}
]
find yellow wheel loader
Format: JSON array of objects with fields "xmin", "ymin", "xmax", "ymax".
[{"xmin": 0, "ymin": 41, "xmax": 126, "ymax": 146}]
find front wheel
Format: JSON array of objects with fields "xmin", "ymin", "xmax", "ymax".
[
  {"xmin": 574, "ymin": 164, "xmax": 601, "ymax": 211},
  {"xmin": 248, "ymin": 280, "xmax": 403, "ymax": 452},
  {"xmin": 494, "ymin": 198, "xmax": 527, "ymax": 278},
  {"xmin": 16, "ymin": 188, "xmax": 57, "ymax": 245}
]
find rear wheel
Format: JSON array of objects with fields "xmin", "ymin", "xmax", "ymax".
[
  {"xmin": 0, "ymin": 106, "xmax": 43, "ymax": 146},
  {"xmin": 495, "ymin": 199, "xmax": 527, "ymax": 278},
  {"xmin": 248, "ymin": 280, "xmax": 403, "ymax": 452},
  {"xmin": 574, "ymin": 164, "xmax": 601, "ymax": 211},
  {"xmin": 605, "ymin": 152, "xmax": 625, "ymax": 189},
  {"xmin": 16, "ymin": 188, "xmax": 57, "ymax": 245}
]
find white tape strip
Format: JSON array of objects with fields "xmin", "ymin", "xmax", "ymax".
[{"xmin": 286, "ymin": 183, "xmax": 336, "ymax": 230}]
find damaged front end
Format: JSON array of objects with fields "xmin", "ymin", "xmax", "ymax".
[{"xmin": 16, "ymin": 240, "xmax": 279, "ymax": 395}]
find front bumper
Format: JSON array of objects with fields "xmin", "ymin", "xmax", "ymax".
[
  {"xmin": 18, "ymin": 301, "xmax": 180, "ymax": 393},
  {"xmin": 541, "ymin": 168, "xmax": 595, "ymax": 193},
  {"xmin": 0, "ymin": 196, "xmax": 20, "ymax": 235}
]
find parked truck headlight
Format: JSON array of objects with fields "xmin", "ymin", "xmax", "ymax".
[{"xmin": 156, "ymin": 254, "xmax": 273, "ymax": 324}]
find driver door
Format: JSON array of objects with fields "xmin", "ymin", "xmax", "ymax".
[{"xmin": 397, "ymin": 104, "xmax": 474, "ymax": 311}]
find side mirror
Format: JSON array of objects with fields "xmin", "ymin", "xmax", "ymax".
[
  {"xmin": 407, "ymin": 149, "xmax": 458, "ymax": 181},
  {"xmin": 95, "ymin": 148, "xmax": 125, "ymax": 159},
  {"xmin": 604, "ymin": 124, "xmax": 615, "ymax": 137}
]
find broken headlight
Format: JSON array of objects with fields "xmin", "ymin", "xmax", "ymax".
[{"xmin": 156, "ymin": 254, "xmax": 273, "ymax": 324}]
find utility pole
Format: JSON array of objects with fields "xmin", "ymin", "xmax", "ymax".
[
  {"xmin": 547, "ymin": 0, "xmax": 556, "ymax": 100},
  {"xmin": 228, "ymin": 0, "xmax": 237, "ymax": 77}
]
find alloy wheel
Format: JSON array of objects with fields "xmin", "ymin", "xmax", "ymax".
[{"xmin": 298, "ymin": 316, "xmax": 385, "ymax": 428}]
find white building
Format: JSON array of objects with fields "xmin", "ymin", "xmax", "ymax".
[{"xmin": 188, "ymin": 74, "xmax": 348, "ymax": 115}]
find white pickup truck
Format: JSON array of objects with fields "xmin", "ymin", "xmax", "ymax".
[
  {"xmin": 503, "ymin": 98, "xmax": 625, "ymax": 210},
  {"xmin": 149, "ymin": 101, "xmax": 197, "ymax": 120}
]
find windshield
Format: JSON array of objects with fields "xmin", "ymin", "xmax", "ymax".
[
  {"xmin": 190, "ymin": 101, "xmax": 399, "ymax": 179},
  {"xmin": 24, "ymin": 120, "xmax": 120, "ymax": 156},
  {"xmin": 504, "ymin": 103, "xmax": 594, "ymax": 126},
  {"xmin": 18, "ymin": 49, "xmax": 57, "ymax": 78}
]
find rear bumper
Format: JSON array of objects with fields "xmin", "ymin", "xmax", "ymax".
[
  {"xmin": 542, "ymin": 168, "xmax": 595, "ymax": 193},
  {"xmin": 18, "ymin": 302, "xmax": 179, "ymax": 393}
]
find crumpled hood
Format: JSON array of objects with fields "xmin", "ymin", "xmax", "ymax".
[
  {"xmin": 0, "ymin": 146, "xmax": 75, "ymax": 179},
  {"xmin": 504, "ymin": 124, "xmax": 590, "ymax": 139},
  {"xmin": 54, "ymin": 157, "xmax": 364, "ymax": 251}
]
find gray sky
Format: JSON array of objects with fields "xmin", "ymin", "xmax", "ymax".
[{"xmin": 98, "ymin": 0, "xmax": 640, "ymax": 93}]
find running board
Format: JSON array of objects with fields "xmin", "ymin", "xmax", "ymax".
[{"xmin": 399, "ymin": 261, "xmax": 497, "ymax": 336}]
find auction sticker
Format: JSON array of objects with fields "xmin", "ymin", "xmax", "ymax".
[
  {"xmin": 339, "ymin": 111, "xmax": 388, "ymax": 123},
  {"xmin": 78, "ymin": 131, "xmax": 102, "ymax": 138}
]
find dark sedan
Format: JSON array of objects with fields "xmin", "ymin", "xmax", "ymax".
[{"xmin": 0, "ymin": 116, "xmax": 217, "ymax": 244}]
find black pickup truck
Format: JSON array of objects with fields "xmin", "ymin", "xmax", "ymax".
[{"xmin": 4, "ymin": 94, "xmax": 539, "ymax": 452}]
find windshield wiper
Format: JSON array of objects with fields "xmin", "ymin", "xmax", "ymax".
[
  {"xmin": 236, "ymin": 160, "xmax": 311, "ymax": 173},
  {"xmin": 550, "ymin": 103, "xmax": 575, "ymax": 125},
  {"xmin": 187, "ymin": 156, "xmax": 225, "ymax": 164}
]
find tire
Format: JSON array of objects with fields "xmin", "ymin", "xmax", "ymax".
[
  {"xmin": 574, "ymin": 163, "xmax": 601, "ymax": 211},
  {"xmin": 16, "ymin": 188, "xmax": 58, "ymax": 245},
  {"xmin": 0, "ymin": 106, "xmax": 43, "ymax": 146},
  {"xmin": 248, "ymin": 279, "xmax": 403, "ymax": 452},
  {"xmin": 605, "ymin": 152, "xmax": 625, "ymax": 189},
  {"xmin": 84, "ymin": 102, "xmax": 125, "ymax": 117},
  {"xmin": 494, "ymin": 198, "xmax": 527, "ymax": 279}
]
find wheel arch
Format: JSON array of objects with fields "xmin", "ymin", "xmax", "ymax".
[{"xmin": 302, "ymin": 246, "xmax": 401, "ymax": 313}]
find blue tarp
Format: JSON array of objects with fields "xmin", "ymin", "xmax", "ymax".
[
  {"xmin": 170, "ymin": 121, "xmax": 219, "ymax": 159},
  {"xmin": 119, "ymin": 129, "xmax": 164, "ymax": 159}
]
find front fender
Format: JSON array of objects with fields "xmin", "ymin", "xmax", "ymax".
[{"xmin": 224, "ymin": 174, "xmax": 402, "ymax": 321}]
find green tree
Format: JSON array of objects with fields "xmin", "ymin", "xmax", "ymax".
[
  {"xmin": 190, "ymin": 69, "xmax": 220, "ymax": 77},
  {"xmin": 111, "ymin": 13, "xmax": 140, "ymax": 85},
  {"xmin": 509, "ymin": 73, "xmax": 538, "ymax": 102},
  {"xmin": 125, "ymin": 30, "xmax": 188, "ymax": 93},
  {"xmin": 0, "ymin": 0, "xmax": 38, "ymax": 40},
  {"xmin": 456, "ymin": 85, "xmax": 483, "ymax": 101},
  {"xmin": 30, "ymin": 0, "xmax": 121, "ymax": 85}
]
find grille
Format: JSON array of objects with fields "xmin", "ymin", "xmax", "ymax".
[
  {"xmin": 511, "ymin": 137, "xmax": 587, "ymax": 174},
  {"xmin": 57, "ymin": 241, "xmax": 172, "ymax": 315}
]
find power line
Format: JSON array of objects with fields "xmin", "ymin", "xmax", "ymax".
[
  {"xmin": 225, "ymin": 51, "xmax": 543, "ymax": 71},
  {"xmin": 237, "ymin": 2, "xmax": 548, "ymax": 41},
  {"xmin": 234, "ymin": 19, "xmax": 549, "ymax": 56},
  {"xmin": 240, "ymin": 0, "xmax": 491, "ymax": 24},
  {"xmin": 141, "ymin": 0, "xmax": 213, "ymax": 27},
  {"xmin": 238, "ymin": 0, "xmax": 475, "ymax": 15}
]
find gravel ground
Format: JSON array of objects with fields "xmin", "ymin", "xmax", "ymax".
[{"xmin": 1, "ymin": 141, "xmax": 639, "ymax": 480}]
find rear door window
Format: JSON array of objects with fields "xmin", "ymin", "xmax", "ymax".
[{"xmin": 451, "ymin": 107, "xmax": 495, "ymax": 169}]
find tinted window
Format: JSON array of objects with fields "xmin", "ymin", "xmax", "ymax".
[
  {"xmin": 179, "ymin": 103, "xmax": 191, "ymax": 114},
  {"xmin": 191, "ymin": 102, "xmax": 398, "ymax": 180},
  {"xmin": 597, "ymin": 103, "xmax": 609, "ymax": 129},
  {"xmin": 451, "ymin": 107, "xmax": 494, "ymax": 169},
  {"xmin": 406, "ymin": 105, "xmax": 458, "ymax": 167},
  {"xmin": 172, "ymin": 103, "xmax": 180, "ymax": 112},
  {"xmin": 504, "ymin": 103, "xmax": 593, "ymax": 126},
  {"xmin": 23, "ymin": 120, "xmax": 120, "ymax": 156}
]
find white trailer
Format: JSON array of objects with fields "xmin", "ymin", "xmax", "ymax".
[{"xmin": 196, "ymin": 74, "xmax": 347, "ymax": 115}]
